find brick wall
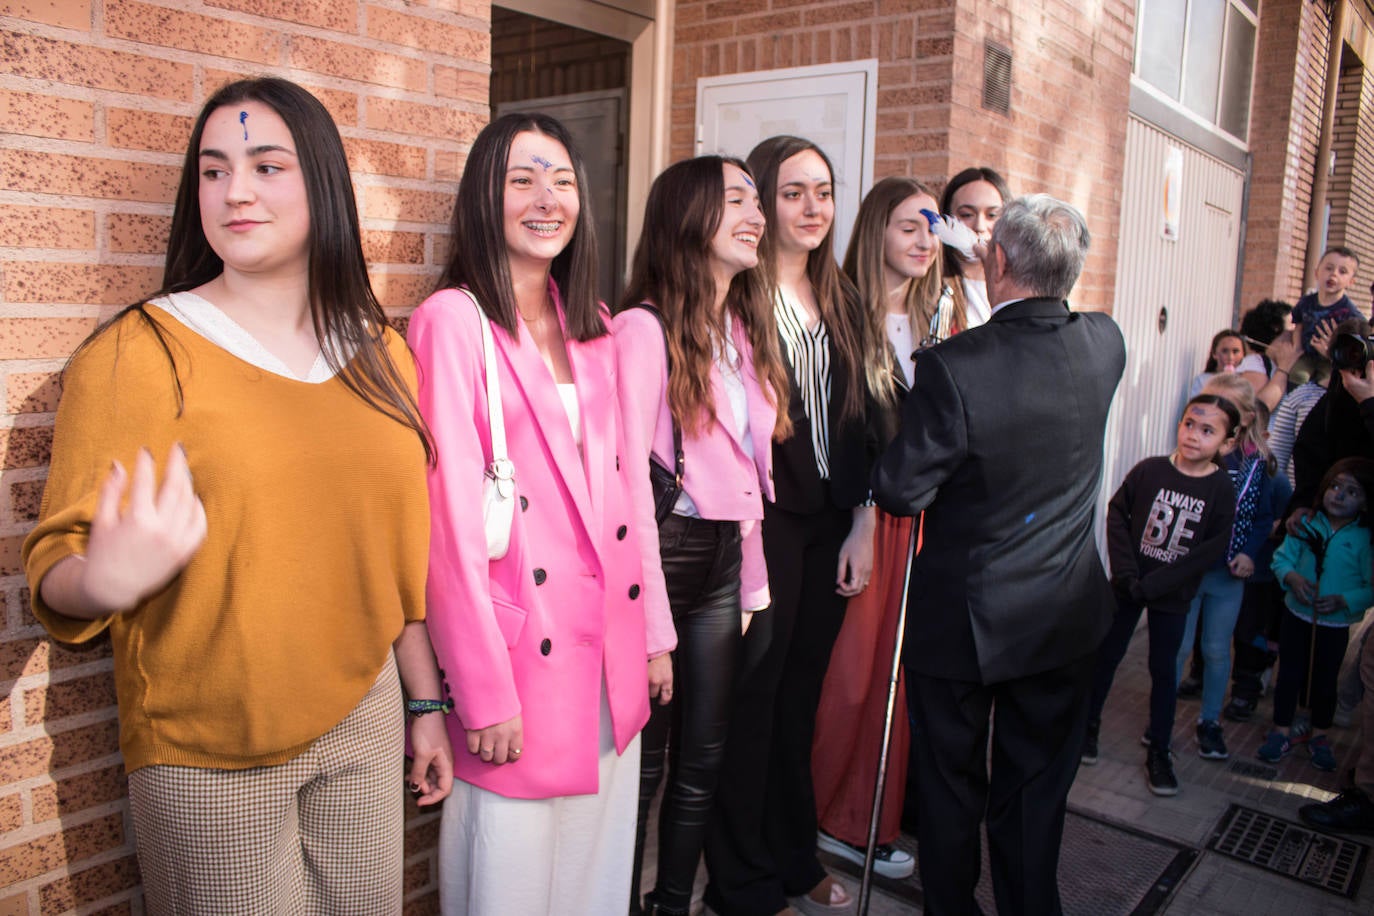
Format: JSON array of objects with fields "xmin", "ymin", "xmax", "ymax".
[
  {"xmin": 669, "ymin": 0, "xmax": 1134, "ymax": 313},
  {"xmin": 945, "ymin": 0, "xmax": 1134, "ymax": 312},
  {"xmin": 670, "ymin": 0, "xmax": 959, "ymax": 179},
  {"xmin": 1327, "ymin": 58, "xmax": 1374, "ymax": 283},
  {"xmin": 490, "ymin": 6, "xmax": 630, "ymax": 106},
  {"xmin": 1240, "ymin": 0, "xmax": 1333, "ymax": 309},
  {"xmin": 0, "ymin": 2, "xmax": 489, "ymax": 913}
]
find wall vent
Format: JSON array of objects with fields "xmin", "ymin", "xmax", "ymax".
[{"xmin": 983, "ymin": 40, "xmax": 1012, "ymax": 115}]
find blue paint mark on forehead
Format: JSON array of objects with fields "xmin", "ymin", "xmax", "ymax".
[
  {"xmin": 531, "ymin": 154, "xmax": 554, "ymax": 169},
  {"xmin": 239, "ymin": 110, "xmax": 249, "ymax": 141},
  {"xmin": 742, "ymin": 174, "xmax": 755, "ymax": 189},
  {"xmin": 920, "ymin": 208, "xmax": 941, "ymax": 228}
]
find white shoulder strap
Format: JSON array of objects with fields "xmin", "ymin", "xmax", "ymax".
[{"xmin": 459, "ymin": 288, "xmax": 506, "ymax": 462}]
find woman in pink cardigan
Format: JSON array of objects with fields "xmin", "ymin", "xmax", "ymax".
[
  {"xmin": 614, "ymin": 156, "xmax": 792, "ymax": 916},
  {"xmin": 407, "ymin": 113, "xmax": 673, "ymax": 915}
]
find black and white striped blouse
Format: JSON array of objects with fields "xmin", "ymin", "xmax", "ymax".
[{"xmin": 775, "ymin": 291, "xmax": 832, "ymax": 480}]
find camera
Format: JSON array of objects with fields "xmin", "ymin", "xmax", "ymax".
[{"xmin": 1331, "ymin": 332, "xmax": 1374, "ymax": 375}]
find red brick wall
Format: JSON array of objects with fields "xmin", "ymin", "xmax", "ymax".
[
  {"xmin": 491, "ymin": 7, "xmax": 630, "ymax": 105},
  {"xmin": 671, "ymin": 0, "xmax": 958, "ymax": 181},
  {"xmin": 670, "ymin": 0, "xmax": 1134, "ymax": 313},
  {"xmin": 1327, "ymin": 58, "xmax": 1374, "ymax": 285},
  {"xmin": 0, "ymin": 2, "xmax": 489, "ymax": 913},
  {"xmin": 1240, "ymin": 0, "xmax": 1332, "ymax": 309},
  {"xmin": 945, "ymin": 0, "xmax": 1134, "ymax": 311}
]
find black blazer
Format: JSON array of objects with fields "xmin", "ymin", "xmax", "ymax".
[{"xmin": 873, "ymin": 297, "xmax": 1126, "ymax": 683}]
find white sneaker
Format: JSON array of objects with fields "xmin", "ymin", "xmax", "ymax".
[{"xmin": 816, "ymin": 830, "xmax": 915, "ymax": 879}]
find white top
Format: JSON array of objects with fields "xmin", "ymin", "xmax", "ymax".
[
  {"xmin": 153, "ymin": 291, "xmax": 337, "ymax": 382},
  {"xmin": 673, "ymin": 315, "xmax": 753, "ymax": 519},
  {"xmin": 886, "ymin": 312, "xmax": 916, "ymax": 387},
  {"xmin": 962, "ymin": 277, "xmax": 991, "ymax": 328},
  {"xmin": 556, "ymin": 382, "xmax": 582, "ymax": 451},
  {"xmin": 719, "ymin": 313, "xmax": 753, "ymax": 458},
  {"xmin": 1238, "ymin": 352, "xmax": 1268, "ymax": 377}
]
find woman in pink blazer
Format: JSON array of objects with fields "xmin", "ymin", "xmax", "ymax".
[
  {"xmin": 614, "ymin": 157, "xmax": 792, "ymax": 916},
  {"xmin": 406, "ymin": 113, "xmax": 673, "ymax": 916}
]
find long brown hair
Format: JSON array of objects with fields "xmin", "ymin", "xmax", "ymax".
[
  {"xmin": 843, "ymin": 176, "xmax": 965, "ymax": 407},
  {"xmin": 436, "ymin": 112, "xmax": 604, "ymax": 341},
  {"xmin": 1200, "ymin": 373, "xmax": 1277, "ymax": 476},
  {"xmin": 72, "ymin": 77, "xmax": 432, "ymax": 460},
  {"xmin": 618, "ymin": 156, "xmax": 792, "ymax": 440},
  {"xmin": 746, "ymin": 136, "xmax": 867, "ymax": 424},
  {"xmin": 939, "ymin": 165, "xmax": 1010, "ymax": 283}
]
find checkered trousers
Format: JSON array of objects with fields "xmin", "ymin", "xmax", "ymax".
[{"xmin": 128, "ymin": 653, "xmax": 405, "ymax": 915}]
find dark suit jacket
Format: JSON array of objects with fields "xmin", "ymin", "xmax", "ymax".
[{"xmin": 873, "ymin": 297, "xmax": 1126, "ymax": 684}]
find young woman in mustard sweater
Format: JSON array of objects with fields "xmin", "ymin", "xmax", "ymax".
[{"xmin": 23, "ymin": 78, "xmax": 453, "ymax": 914}]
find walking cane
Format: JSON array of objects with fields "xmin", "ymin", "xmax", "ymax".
[{"xmin": 856, "ymin": 521, "xmax": 919, "ymax": 916}]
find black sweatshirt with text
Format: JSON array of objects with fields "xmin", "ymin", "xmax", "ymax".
[{"xmin": 1106, "ymin": 456, "xmax": 1237, "ymax": 614}]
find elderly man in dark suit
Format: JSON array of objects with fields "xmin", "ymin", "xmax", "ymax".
[{"xmin": 873, "ymin": 194, "xmax": 1126, "ymax": 916}]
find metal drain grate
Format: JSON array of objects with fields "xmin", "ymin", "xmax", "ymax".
[{"xmin": 1208, "ymin": 804, "xmax": 1370, "ymax": 897}]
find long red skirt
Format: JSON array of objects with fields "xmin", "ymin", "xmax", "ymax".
[{"xmin": 810, "ymin": 510, "xmax": 917, "ymax": 846}]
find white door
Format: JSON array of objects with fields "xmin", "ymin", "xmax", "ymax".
[
  {"xmin": 696, "ymin": 61, "xmax": 878, "ymax": 258},
  {"xmin": 1099, "ymin": 116, "xmax": 1246, "ymax": 541},
  {"xmin": 499, "ymin": 90, "xmax": 627, "ymax": 305}
]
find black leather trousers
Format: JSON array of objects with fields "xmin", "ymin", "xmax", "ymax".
[{"xmin": 630, "ymin": 514, "xmax": 744, "ymax": 915}]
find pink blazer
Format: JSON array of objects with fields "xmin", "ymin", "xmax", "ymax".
[
  {"xmin": 613, "ymin": 306, "xmax": 778, "ymax": 611},
  {"xmin": 407, "ymin": 284, "xmax": 673, "ymax": 799}
]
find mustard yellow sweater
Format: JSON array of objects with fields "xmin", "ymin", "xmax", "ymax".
[{"xmin": 23, "ymin": 306, "xmax": 428, "ymax": 772}]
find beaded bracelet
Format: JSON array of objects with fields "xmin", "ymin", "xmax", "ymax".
[{"xmin": 406, "ymin": 698, "xmax": 453, "ymax": 717}]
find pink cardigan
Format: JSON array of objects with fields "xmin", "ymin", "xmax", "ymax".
[
  {"xmin": 407, "ymin": 285, "xmax": 673, "ymax": 799},
  {"xmin": 613, "ymin": 306, "xmax": 778, "ymax": 611}
]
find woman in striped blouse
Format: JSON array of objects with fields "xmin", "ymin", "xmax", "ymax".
[{"xmin": 704, "ymin": 135, "xmax": 882, "ymax": 916}]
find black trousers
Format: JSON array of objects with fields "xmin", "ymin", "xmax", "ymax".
[
  {"xmin": 906, "ymin": 653, "xmax": 1095, "ymax": 916},
  {"xmin": 704, "ymin": 501, "xmax": 851, "ymax": 916},
  {"xmin": 1273, "ymin": 609, "xmax": 1350, "ymax": 730},
  {"xmin": 1230, "ymin": 579, "xmax": 1284, "ymax": 704},
  {"xmin": 631, "ymin": 515, "xmax": 743, "ymax": 914}
]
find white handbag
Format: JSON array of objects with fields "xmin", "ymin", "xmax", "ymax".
[{"xmin": 461, "ymin": 289, "xmax": 515, "ymax": 560}]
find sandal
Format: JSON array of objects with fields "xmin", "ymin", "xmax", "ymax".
[{"xmin": 788, "ymin": 874, "xmax": 854, "ymax": 915}]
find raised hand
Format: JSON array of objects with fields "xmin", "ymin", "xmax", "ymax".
[
  {"xmin": 42, "ymin": 443, "xmax": 208, "ymax": 618},
  {"xmin": 1311, "ymin": 318, "xmax": 1337, "ymax": 359}
]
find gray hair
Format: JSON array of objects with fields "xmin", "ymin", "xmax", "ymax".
[{"xmin": 990, "ymin": 194, "xmax": 1090, "ymax": 300}]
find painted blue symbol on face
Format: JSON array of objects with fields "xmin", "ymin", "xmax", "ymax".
[
  {"xmin": 239, "ymin": 110, "xmax": 249, "ymax": 141},
  {"xmin": 531, "ymin": 154, "xmax": 553, "ymax": 169},
  {"xmin": 742, "ymin": 174, "xmax": 755, "ymax": 189},
  {"xmin": 920, "ymin": 208, "xmax": 941, "ymax": 229}
]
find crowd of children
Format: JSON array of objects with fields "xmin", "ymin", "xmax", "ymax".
[{"xmin": 1088, "ymin": 245, "xmax": 1374, "ymax": 810}]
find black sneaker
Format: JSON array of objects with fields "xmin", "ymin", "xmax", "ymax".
[
  {"xmin": 1223, "ymin": 697, "xmax": 1255, "ymax": 722},
  {"xmin": 1177, "ymin": 675, "xmax": 1202, "ymax": 699},
  {"xmin": 1298, "ymin": 788, "xmax": 1374, "ymax": 834},
  {"xmin": 1197, "ymin": 720, "xmax": 1229, "ymax": 760},
  {"xmin": 1145, "ymin": 747, "xmax": 1179, "ymax": 796},
  {"xmin": 1081, "ymin": 720, "xmax": 1100, "ymax": 765}
]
